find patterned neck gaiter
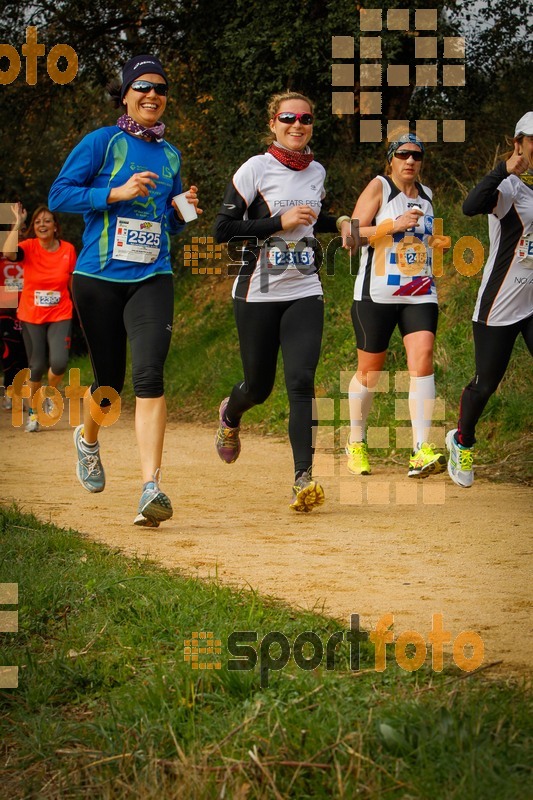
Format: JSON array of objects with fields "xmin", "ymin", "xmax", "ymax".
[{"xmin": 117, "ymin": 114, "xmax": 165, "ymax": 142}]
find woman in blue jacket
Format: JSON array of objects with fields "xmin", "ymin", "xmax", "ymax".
[{"xmin": 49, "ymin": 54, "xmax": 201, "ymax": 527}]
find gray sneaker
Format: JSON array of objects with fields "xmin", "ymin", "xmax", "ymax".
[
  {"xmin": 73, "ymin": 424, "xmax": 105, "ymax": 493},
  {"xmin": 134, "ymin": 470, "xmax": 173, "ymax": 527}
]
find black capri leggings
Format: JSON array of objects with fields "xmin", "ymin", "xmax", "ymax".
[
  {"xmin": 226, "ymin": 295, "xmax": 324, "ymax": 473},
  {"xmin": 72, "ymin": 274, "xmax": 174, "ymax": 399},
  {"xmin": 22, "ymin": 319, "xmax": 72, "ymax": 381},
  {"xmin": 458, "ymin": 315, "xmax": 533, "ymax": 447}
]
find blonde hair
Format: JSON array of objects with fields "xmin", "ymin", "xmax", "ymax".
[{"xmin": 264, "ymin": 91, "xmax": 314, "ymax": 145}]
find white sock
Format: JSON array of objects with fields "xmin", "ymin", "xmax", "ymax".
[
  {"xmin": 409, "ymin": 374, "xmax": 435, "ymax": 450},
  {"xmin": 348, "ymin": 373, "xmax": 374, "ymax": 443}
]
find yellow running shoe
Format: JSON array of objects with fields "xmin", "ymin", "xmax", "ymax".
[
  {"xmin": 289, "ymin": 471, "xmax": 325, "ymax": 512},
  {"xmin": 345, "ymin": 439, "xmax": 371, "ymax": 475},
  {"xmin": 408, "ymin": 442, "xmax": 446, "ymax": 478}
]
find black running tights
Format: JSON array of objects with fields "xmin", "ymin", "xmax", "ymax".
[
  {"xmin": 226, "ymin": 295, "xmax": 324, "ymax": 473},
  {"xmin": 457, "ymin": 315, "xmax": 533, "ymax": 446},
  {"xmin": 72, "ymin": 274, "xmax": 174, "ymax": 399}
]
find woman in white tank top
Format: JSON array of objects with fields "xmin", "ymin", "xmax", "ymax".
[{"xmin": 339, "ymin": 132, "xmax": 448, "ymax": 479}]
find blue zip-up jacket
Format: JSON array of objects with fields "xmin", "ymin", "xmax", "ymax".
[{"xmin": 49, "ymin": 126, "xmax": 186, "ymax": 282}]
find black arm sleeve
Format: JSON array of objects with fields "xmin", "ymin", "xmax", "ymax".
[
  {"xmin": 462, "ymin": 161, "xmax": 509, "ymax": 217},
  {"xmin": 213, "ymin": 176, "xmax": 282, "ymax": 243},
  {"xmin": 214, "ymin": 214, "xmax": 281, "ymax": 243},
  {"xmin": 314, "ymin": 210, "xmax": 338, "ymax": 234}
]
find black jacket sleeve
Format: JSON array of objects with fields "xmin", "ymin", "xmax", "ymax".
[{"xmin": 462, "ymin": 161, "xmax": 509, "ymax": 217}]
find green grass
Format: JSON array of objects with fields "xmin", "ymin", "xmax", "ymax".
[{"xmin": 1, "ymin": 505, "xmax": 531, "ymax": 798}]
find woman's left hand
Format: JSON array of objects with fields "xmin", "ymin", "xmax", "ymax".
[{"xmin": 173, "ymin": 185, "xmax": 203, "ymax": 219}]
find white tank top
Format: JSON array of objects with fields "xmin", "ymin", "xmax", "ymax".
[{"xmin": 353, "ymin": 175, "xmax": 437, "ymax": 304}]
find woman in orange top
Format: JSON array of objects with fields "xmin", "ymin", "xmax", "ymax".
[{"xmin": 7, "ymin": 204, "xmax": 76, "ymax": 431}]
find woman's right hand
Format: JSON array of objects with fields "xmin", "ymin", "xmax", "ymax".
[
  {"xmin": 392, "ymin": 207, "xmax": 424, "ymax": 233},
  {"xmin": 506, "ymin": 141, "xmax": 529, "ymax": 176},
  {"xmin": 107, "ymin": 171, "xmax": 159, "ymax": 203},
  {"xmin": 10, "ymin": 202, "xmax": 27, "ymax": 230},
  {"xmin": 280, "ymin": 205, "xmax": 317, "ymax": 231}
]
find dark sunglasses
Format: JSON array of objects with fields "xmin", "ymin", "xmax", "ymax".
[
  {"xmin": 130, "ymin": 80, "xmax": 169, "ymax": 96},
  {"xmin": 394, "ymin": 150, "xmax": 423, "ymax": 161},
  {"xmin": 274, "ymin": 111, "xmax": 314, "ymax": 125}
]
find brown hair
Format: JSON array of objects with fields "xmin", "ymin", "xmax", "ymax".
[
  {"xmin": 263, "ymin": 91, "xmax": 314, "ymax": 145},
  {"xmin": 501, "ymin": 134, "xmax": 518, "ymax": 162},
  {"xmin": 28, "ymin": 205, "xmax": 62, "ymax": 240},
  {"xmin": 501, "ymin": 133, "xmax": 533, "ymax": 168}
]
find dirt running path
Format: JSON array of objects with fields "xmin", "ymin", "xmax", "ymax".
[{"xmin": 1, "ymin": 408, "xmax": 531, "ymax": 672}]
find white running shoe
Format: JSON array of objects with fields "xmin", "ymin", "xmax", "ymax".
[
  {"xmin": 25, "ymin": 413, "xmax": 40, "ymax": 432},
  {"xmin": 446, "ymin": 429, "xmax": 474, "ymax": 488}
]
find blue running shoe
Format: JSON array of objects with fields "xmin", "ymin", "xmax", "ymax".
[
  {"xmin": 73, "ymin": 424, "xmax": 105, "ymax": 493},
  {"xmin": 134, "ymin": 469, "xmax": 173, "ymax": 527}
]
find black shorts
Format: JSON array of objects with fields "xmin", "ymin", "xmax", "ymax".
[{"xmin": 351, "ymin": 299, "xmax": 438, "ymax": 353}]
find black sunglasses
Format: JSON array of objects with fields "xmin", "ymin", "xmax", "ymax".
[
  {"xmin": 274, "ymin": 111, "xmax": 314, "ymax": 125},
  {"xmin": 394, "ymin": 150, "xmax": 423, "ymax": 161},
  {"xmin": 130, "ymin": 80, "xmax": 168, "ymax": 96}
]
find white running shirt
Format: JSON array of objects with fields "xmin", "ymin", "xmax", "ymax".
[
  {"xmin": 472, "ymin": 174, "xmax": 533, "ymax": 326},
  {"xmin": 222, "ymin": 153, "xmax": 326, "ymax": 302}
]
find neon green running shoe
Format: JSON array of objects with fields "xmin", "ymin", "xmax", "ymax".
[
  {"xmin": 345, "ymin": 439, "xmax": 371, "ymax": 475},
  {"xmin": 408, "ymin": 442, "xmax": 446, "ymax": 478}
]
